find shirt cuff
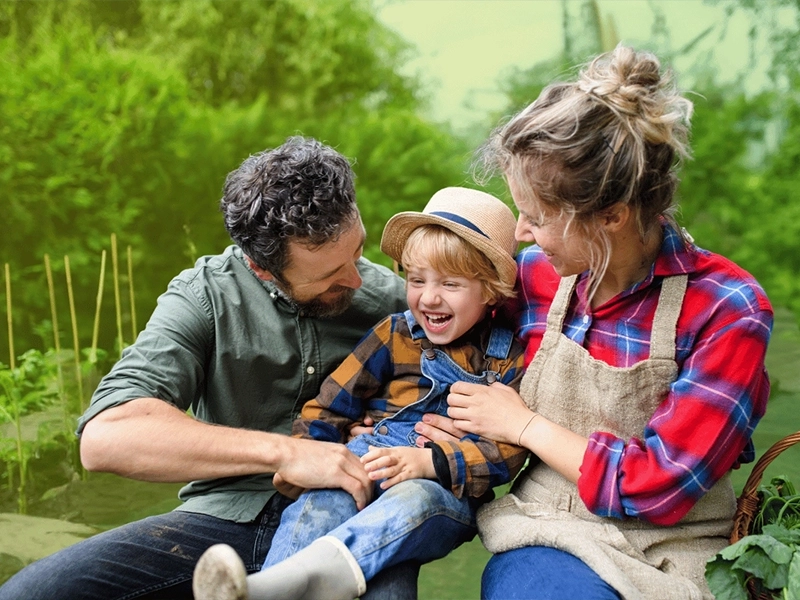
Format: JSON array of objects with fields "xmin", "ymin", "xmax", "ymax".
[{"xmin": 426, "ymin": 442, "xmax": 452, "ymax": 489}]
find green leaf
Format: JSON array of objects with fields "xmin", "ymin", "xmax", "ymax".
[
  {"xmin": 788, "ymin": 552, "xmax": 800, "ymax": 600},
  {"xmin": 721, "ymin": 534, "xmax": 794, "ymax": 564},
  {"xmin": 733, "ymin": 549, "xmax": 788, "ymax": 589},
  {"xmin": 762, "ymin": 523, "xmax": 800, "ymax": 545},
  {"xmin": 705, "ymin": 556, "xmax": 749, "ymax": 600}
]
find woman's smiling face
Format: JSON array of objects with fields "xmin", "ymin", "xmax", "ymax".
[{"xmin": 510, "ymin": 180, "xmax": 593, "ymax": 278}]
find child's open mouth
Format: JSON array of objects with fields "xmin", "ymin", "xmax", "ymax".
[{"xmin": 424, "ymin": 313, "xmax": 452, "ymax": 331}]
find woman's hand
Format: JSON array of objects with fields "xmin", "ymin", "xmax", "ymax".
[
  {"xmin": 413, "ymin": 414, "xmax": 468, "ymax": 446},
  {"xmin": 447, "ymin": 381, "xmax": 533, "ymax": 446},
  {"xmin": 361, "ymin": 446, "xmax": 435, "ymax": 490}
]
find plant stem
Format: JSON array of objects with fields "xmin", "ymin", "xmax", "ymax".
[{"xmin": 111, "ymin": 234, "xmax": 124, "ymax": 358}]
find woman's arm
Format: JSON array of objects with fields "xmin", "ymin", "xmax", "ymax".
[{"xmin": 579, "ymin": 310, "xmax": 772, "ymax": 525}]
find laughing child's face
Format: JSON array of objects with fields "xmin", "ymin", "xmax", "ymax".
[{"xmin": 405, "ymin": 261, "xmax": 490, "ymax": 345}]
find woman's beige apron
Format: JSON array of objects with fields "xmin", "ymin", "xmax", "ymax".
[{"xmin": 477, "ymin": 274, "xmax": 735, "ymax": 600}]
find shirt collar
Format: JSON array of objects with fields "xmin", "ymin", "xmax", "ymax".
[{"xmin": 652, "ymin": 223, "xmax": 698, "ymax": 278}]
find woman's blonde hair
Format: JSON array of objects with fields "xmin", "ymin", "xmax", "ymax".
[
  {"xmin": 401, "ymin": 225, "xmax": 515, "ymax": 305},
  {"xmin": 478, "ymin": 45, "xmax": 692, "ymax": 298}
]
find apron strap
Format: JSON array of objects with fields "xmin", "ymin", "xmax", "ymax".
[
  {"xmin": 649, "ymin": 274, "xmax": 688, "ymax": 360},
  {"xmin": 545, "ymin": 275, "xmax": 579, "ymax": 336},
  {"xmin": 544, "ymin": 273, "xmax": 687, "ymax": 361}
]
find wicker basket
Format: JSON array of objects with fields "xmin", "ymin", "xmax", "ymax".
[{"xmin": 729, "ymin": 431, "xmax": 800, "ymax": 600}]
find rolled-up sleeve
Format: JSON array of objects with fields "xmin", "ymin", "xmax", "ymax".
[
  {"xmin": 76, "ymin": 277, "xmax": 211, "ymax": 434},
  {"xmin": 578, "ymin": 309, "xmax": 772, "ymax": 525}
]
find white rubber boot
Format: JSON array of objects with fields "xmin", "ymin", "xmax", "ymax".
[
  {"xmin": 247, "ymin": 536, "xmax": 366, "ymax": 600},
  {"xmin": 192, "ymin": 543, "xmax": 248, "ymax": 600}
]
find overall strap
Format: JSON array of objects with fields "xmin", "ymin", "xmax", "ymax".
[
  {"xmin": 404, "ymin": 309, "xmax": 428, "ymax": 341},
  {"xmin": 485, "ymin": 325, "xmax": 514, "ymax": 360},
  {"xmin": 648, "ymin": 274, "xmax": 689, "ymax": 360}
]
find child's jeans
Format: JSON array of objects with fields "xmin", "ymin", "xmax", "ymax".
[{"xmin": 263, "ymin": 478, "xmax": 477, "ymax": 581}]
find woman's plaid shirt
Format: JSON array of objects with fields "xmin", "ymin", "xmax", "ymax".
[
  {"xmin": 513, "ymin": 224, "xmax": 773, "ymax": 526},
  {"xmin": 294, "ymin": 313, "xmax": 528, "ymax": 499}
]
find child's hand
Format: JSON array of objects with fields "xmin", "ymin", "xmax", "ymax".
[{"xmin": 361, "ymin": 446, "xmax": 435, "ymax": 490}]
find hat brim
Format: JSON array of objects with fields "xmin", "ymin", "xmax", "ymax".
[{"xmin": 380, "ymin": 211, "xmax": 517, "ymax": 289}]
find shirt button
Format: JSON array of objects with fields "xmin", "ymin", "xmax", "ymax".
[
  {"xmin": 377, "ymin": 425, "xmax": 388, "ymax": 435},
  {"xmin": 306, "ymin": 366, "xmax": 315, "ymax": 375},
  {"xmin": 269, "ymin": 292, "xmax": 277, "ymax": 299},
  {"xmin": 582, "ymin": 315, "xmax": 589, "ymax": 324}
]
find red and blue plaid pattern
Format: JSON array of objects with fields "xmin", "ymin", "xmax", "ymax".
[{"xmin": 511, "ymin": 225, "xmax": 773, "ymax": 525}]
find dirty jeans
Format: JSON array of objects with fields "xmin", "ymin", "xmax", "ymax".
[
  {"xmin": 0, "ymin": 492, "xmax": 418, "ymax": 600},
  {"xmin": 264, "ymin": 479, "xmax": 478, "ymax": 581},
  {"xmin": 264, "ymin": 326, "xmax": 511, "ymax": 579}
]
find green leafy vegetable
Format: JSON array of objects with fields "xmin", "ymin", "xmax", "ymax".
[{"xmin": 706, "ymin": 476, "xmax": 800, "ymax": 600}]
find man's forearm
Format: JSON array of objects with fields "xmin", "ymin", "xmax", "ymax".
[
  {"xmin": 79, "ymin": 397, "xmax": 285, "ymax": 482},
  {"xmin": 80, "ymin": 396, "xmax": 375, "ymax": 508}
]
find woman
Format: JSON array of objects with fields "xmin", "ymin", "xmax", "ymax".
[{"xmin": 416, "ymin": 45, "xmax": 773, "ymax": 600}]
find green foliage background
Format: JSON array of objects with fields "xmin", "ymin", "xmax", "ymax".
[
  {"xmin": 2, "ymin": 0, "xmax": 800, "ymax": 594},
  {"xmin": 0, "ymin": 0, "xmax": 471, "ymax": 358}
]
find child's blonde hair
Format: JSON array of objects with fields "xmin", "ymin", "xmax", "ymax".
[{"xmin": 401, "ymin": 225, "xmax": 515, "ymax": 306}]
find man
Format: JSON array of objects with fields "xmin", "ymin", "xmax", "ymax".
[{"xmin": 0, "ymin": 137, "xmax": 414, "ymax": 599}]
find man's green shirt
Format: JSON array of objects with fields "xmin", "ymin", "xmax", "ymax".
[{"xmin": 77, "ymin": 245, "xmax": 407, "ymax": 522}]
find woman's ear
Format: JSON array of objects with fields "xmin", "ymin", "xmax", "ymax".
[{"xmin": 600, "ymin": 203, "xmax": 631, "ymax": 233}]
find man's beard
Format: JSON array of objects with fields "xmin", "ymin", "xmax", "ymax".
[{"xmin": 273, "ymin": 282, "xmax": 356, "ymax": 318}]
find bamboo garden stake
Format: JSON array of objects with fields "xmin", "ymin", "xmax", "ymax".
[
  {"xmin": 89, "ymin": 249, "xmax": 106, "ymax": 365},
  {"xmin": 127, "ymin": 245, "xmax": 137, "ymax": 342},
  {"xmin": 111, "ymin": 234, "xmax": 124, "ymax": 358},
  {"xmin": 44, "ymin": 254, "xmax": 68, "ymax": 422},
  {"xmin": 4, "ymin": 263, "xmax": 14, "ymax": 370},
  {"xmin": 64, "ymin": 255, "xmax": 84, "ymax": 410},
  {"xmin": 3, "ymin": 263, "xmax": 27, "ymax": 512}
]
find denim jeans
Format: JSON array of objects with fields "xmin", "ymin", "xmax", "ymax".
[
  {"xmin": 481, "ymin": 546, "xmax": 623, "ymax": 600},
  {"xmin": 0, "ymin": 493, "xmax": 418, "ymax": 600},
  {"xmin": 265, "ymin": 479, "xmax": 477, "ymax": 581}
]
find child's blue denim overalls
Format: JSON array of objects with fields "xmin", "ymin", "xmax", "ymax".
[{"xmin": 264, "ymin": 310, "xmax": 514, "ymax": 581}]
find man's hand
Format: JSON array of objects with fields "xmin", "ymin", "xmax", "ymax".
[
  {"xmin": 413, "ymin": 413, "xmax": 467, "ymax": 446},
  {"xmin": 348, "ymin": 415, "xmax": 375, "ymax": 441},
  {"xmin": 277, "ymin": 437, "xmax": 373, "ymax": 510},
  {"xmin": 361, "ymin": 446, "xmax": 435, "ymax": 490},
  {"xmin": 272, "ymin": 472, "xmax": 306, "ymax": 500}
]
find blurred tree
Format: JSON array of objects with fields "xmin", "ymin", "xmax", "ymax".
[
  {"xmin": 486, "ymin": 0, "xmax": 800, "ymax": 321},
  {"xmin": 0, "ymin": 0, "xmax": 468, "ymax": 360}
]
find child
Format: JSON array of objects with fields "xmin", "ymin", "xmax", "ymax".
[{"xmin": 193, "ymin": 187, "xmax": 528, "ymax": 600}]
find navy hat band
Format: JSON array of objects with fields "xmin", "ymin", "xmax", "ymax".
[{"xmin": 429, "ymin": 211, "xmax": 488, "ymax": 238}]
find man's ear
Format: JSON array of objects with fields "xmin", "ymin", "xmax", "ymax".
[{"xmin": 245, "ymin": 256, "xmax": 275, "ymax": 282}]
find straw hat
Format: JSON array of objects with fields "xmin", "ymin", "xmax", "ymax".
[{"xmin": 380, "ymin": 187, "xmax": 518, "ymax": 288}]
